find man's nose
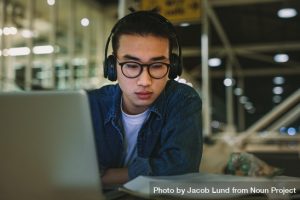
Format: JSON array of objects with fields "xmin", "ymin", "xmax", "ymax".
[{"xmin": 137, "ymin": 67, "xmax": 152, "ymax": 86}]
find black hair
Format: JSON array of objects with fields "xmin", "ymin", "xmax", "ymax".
[{"xmin": 111, "ymin": 11, "xmax": 175, "ymax": 55}]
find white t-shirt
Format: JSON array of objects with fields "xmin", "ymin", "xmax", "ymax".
[{"xmin": 121, "ymin": 107, "xmax": 149, "ymax": 166}]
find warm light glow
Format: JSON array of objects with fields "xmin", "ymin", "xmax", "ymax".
[
  {"xmin": 3, "ymin": 27, "xmax": 10, "ymax": 35},
  {"xmin": 277, "ymin": 8, "xmax": 298, "ymax": 18},
  {"xmin": 81, "ymin": 18, "xmax": 90, "ymax": 27},
  {"xmin": 1, "ymin": 45, "xmax": 54, "ymax": 57},
  {"xmin": 47, "ymin": 0, "xmax": 55, "ymax": 6},
  {"xmin": 8, "ymin": 47, "xmax": 31, "ymax": 56},
  {"xmin": 33, "ymin": 45, "xmax": 54, "ymax": 54},
  {"xmin": 2, "ymin": 27, "xmax": 17, "ymax": 35},
  {"xmin": 3, "ymin": 49, "xmax": 9, "ymax": 56},
  {"xmin": 21, "ymin": 29, "xmax": 34, "ymax": 38},
  {"xmin": 10, "ymin": 27, "xmax": 18, "ymax": 35}
]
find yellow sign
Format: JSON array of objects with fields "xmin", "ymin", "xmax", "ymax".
[{"xmin": 140, "ymin": 0, "xmax": 201, "ymax": 23}]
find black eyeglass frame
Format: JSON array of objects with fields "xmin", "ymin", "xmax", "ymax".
[{"xmin": 117, "ymin": 60, "xmax": 171, "ymax": 79}]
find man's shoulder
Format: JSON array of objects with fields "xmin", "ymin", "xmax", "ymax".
[
  {"xmin": 166, "ymin": 80, "xmax": 200, "ymax": 100},
  {"xmin": 87, "ymin": 84, "xmax": 121, "ymax": 108},
  {"xmin": 88, "ymin": 84, "xmax": 119, "ymax": 98},
  {"xmin": 159, "ymin": 80, "xmax": 202, "ymax": 113}
]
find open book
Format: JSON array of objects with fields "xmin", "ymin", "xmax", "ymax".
[{"xmin": 120, "ymin": 173, "xmax": 300, "ymax": 199}]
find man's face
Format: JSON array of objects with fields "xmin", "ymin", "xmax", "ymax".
[{"xmin": 116, "ymin": 34, "xmax": 169, "ymax": 115}]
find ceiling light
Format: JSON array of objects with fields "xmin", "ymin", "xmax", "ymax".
[
  {"xmin": 81, "ymin": 18, "xmax": 90, "ymax": 27},
  {"xmin": 8, "ymin": 47, "xmax": 31, "ymax": 56},
  {"xmin": 47, "ymin": 0, "xmax": 55, "ymax": 6},
  {"xmin": 3, "ymin": 27, "xmax": 12, "ymax": 35},
  {"xmin": 10, "ymin": 27, "xmax": 18, "ymax": 35},
  {"xmin": 208, "ymin": 58, "xmax": 222, "ymax": 67},
  {"xmin": 223, "ymin": 78, "xmax": 235, "ymax": 87},
  {"xmin": 180, "ymin": 23, "xmax": 190, "ymax": 27},
  {"xmin": 287, "ymin": 127, "xmax": 296, "ymax": 136},
  {"xmin": 211, "ymin": 120, "xmax": 220, "ymax": 129},
  {"xmin": 3, "ymin": 27, "xmax": 18, "ymax": 35},
  {"xmin": 2, "ymin": 49, "xmax": 9, "ymax": 56},
  {"xmin": 279, "ymin": 127, "xmax": 286, "ymax": 134},
  {"xmin": 274, "ymin": 53, "xmax": 289, "ymax": 63},
  {"xmin": 33, "ymin": 45, "xmax": 54, "ymax": 54},
  {"xmin": 272, "ymin": 95, "xmax": 282, "ymax": 103},
  {"xmin": 273, "ymin": 76, "xmax": 285, "ymax": 85},
  {"xmin": 244, "ymin": 102, "xmax": 253, "ymax": 110},
  {"xmin": 234, "ymin": 87, "xmax": 243, "ymax": 96},
  {"xmin": 21, "ymin": 29, "xmax": 34, "ymax": 38},
  {"xmin": 277, "ymin": 8, "xmax": 298, "ymax": 18},
  {"xmin": 273, "ymin": 86, "xmax": 283, "ymax": 95},
  {"xmin": 239, "ymin": 96, "xmax": 248, "ymax": 104}
]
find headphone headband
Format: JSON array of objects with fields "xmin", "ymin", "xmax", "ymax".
[{"xmin": 104, "ymin": 11, "xmax": 182, "ymax": 81}]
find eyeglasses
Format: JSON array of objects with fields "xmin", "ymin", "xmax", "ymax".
[{"xmin": 117, "ymin": 60, "xmax": 170, "ymax": 79}]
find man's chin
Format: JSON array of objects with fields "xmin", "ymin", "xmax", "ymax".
[{"xmin": 135, "ymin": 99, "xmax": 153, "ymax": 108}]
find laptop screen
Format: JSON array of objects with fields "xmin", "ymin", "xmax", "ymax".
[{"xmin": 0, "ymin": 90, "xmax": 105, "ymax": 200}]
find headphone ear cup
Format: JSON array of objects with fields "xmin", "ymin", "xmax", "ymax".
[
  {"xmin": 104, "ymin": 55, "xmax": 117, "ymax": 81},
  {"xmin": 168, "ymin": 53, "xmax": 182, "ymax": 79}
]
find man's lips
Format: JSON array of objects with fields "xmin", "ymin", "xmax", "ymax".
[{"xmin": 135, "ymin": 92, "xmax": 153, "ymax": 100}]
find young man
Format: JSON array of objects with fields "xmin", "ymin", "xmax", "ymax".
[{"xmin": 88, "ymin": 11, "xmax": 202, "ymax": 186}]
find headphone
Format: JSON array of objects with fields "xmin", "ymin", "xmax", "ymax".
[{"xmin": 103, "ymin": 11, "xmax": 182, "ymax": 81}]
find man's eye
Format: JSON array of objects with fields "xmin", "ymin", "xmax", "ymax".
[
  {"xmin": 151, "ymin": 63, "xmax": 164, "ymax": 69},
  {"xmin": 125, "ymin": 63, "xmax": 140, "ymax": 69}
]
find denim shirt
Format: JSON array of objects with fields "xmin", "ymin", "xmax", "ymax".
[{"xmin": 88, "ymin": 80, "xmax": 202, "ymax": 180}]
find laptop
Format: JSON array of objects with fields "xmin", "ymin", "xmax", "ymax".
[{"xmin": 0, "ymin": 90, "xmax": 107, "ymax": 200}]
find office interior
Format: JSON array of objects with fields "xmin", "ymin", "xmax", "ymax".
[{"xmin": 0, "ymin": 0, "xmax": 299, "ymax": 178}]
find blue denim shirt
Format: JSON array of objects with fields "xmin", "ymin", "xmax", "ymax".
[{"xmin": 88, "ymin": 80, "xmax": 202, "ymax": 180}]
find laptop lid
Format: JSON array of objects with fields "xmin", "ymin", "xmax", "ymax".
[{"xmin": 0, "ymin": 90, "xmax": 105, "ymax": 200}]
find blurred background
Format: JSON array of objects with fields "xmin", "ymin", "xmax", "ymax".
[{"xmin": 0, "ymin": 0, "xmax": 299, "ymax": 176}]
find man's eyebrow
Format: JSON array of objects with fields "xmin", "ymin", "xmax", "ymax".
[
  {"xmin": 150, "ymin": 56, "xmax": 168, "ymax": 61},
  {"xmin": 122, "ymin": 54, "xmax": 168, "ymax": 62},
  {"xmin": 123, "ymin": 55, "xmax": 140, "ymax": 61}
]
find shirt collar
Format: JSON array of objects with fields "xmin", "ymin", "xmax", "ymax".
[{"xmin": 104, "ymin": 84, "xmax": 122, "ymax": 124}]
